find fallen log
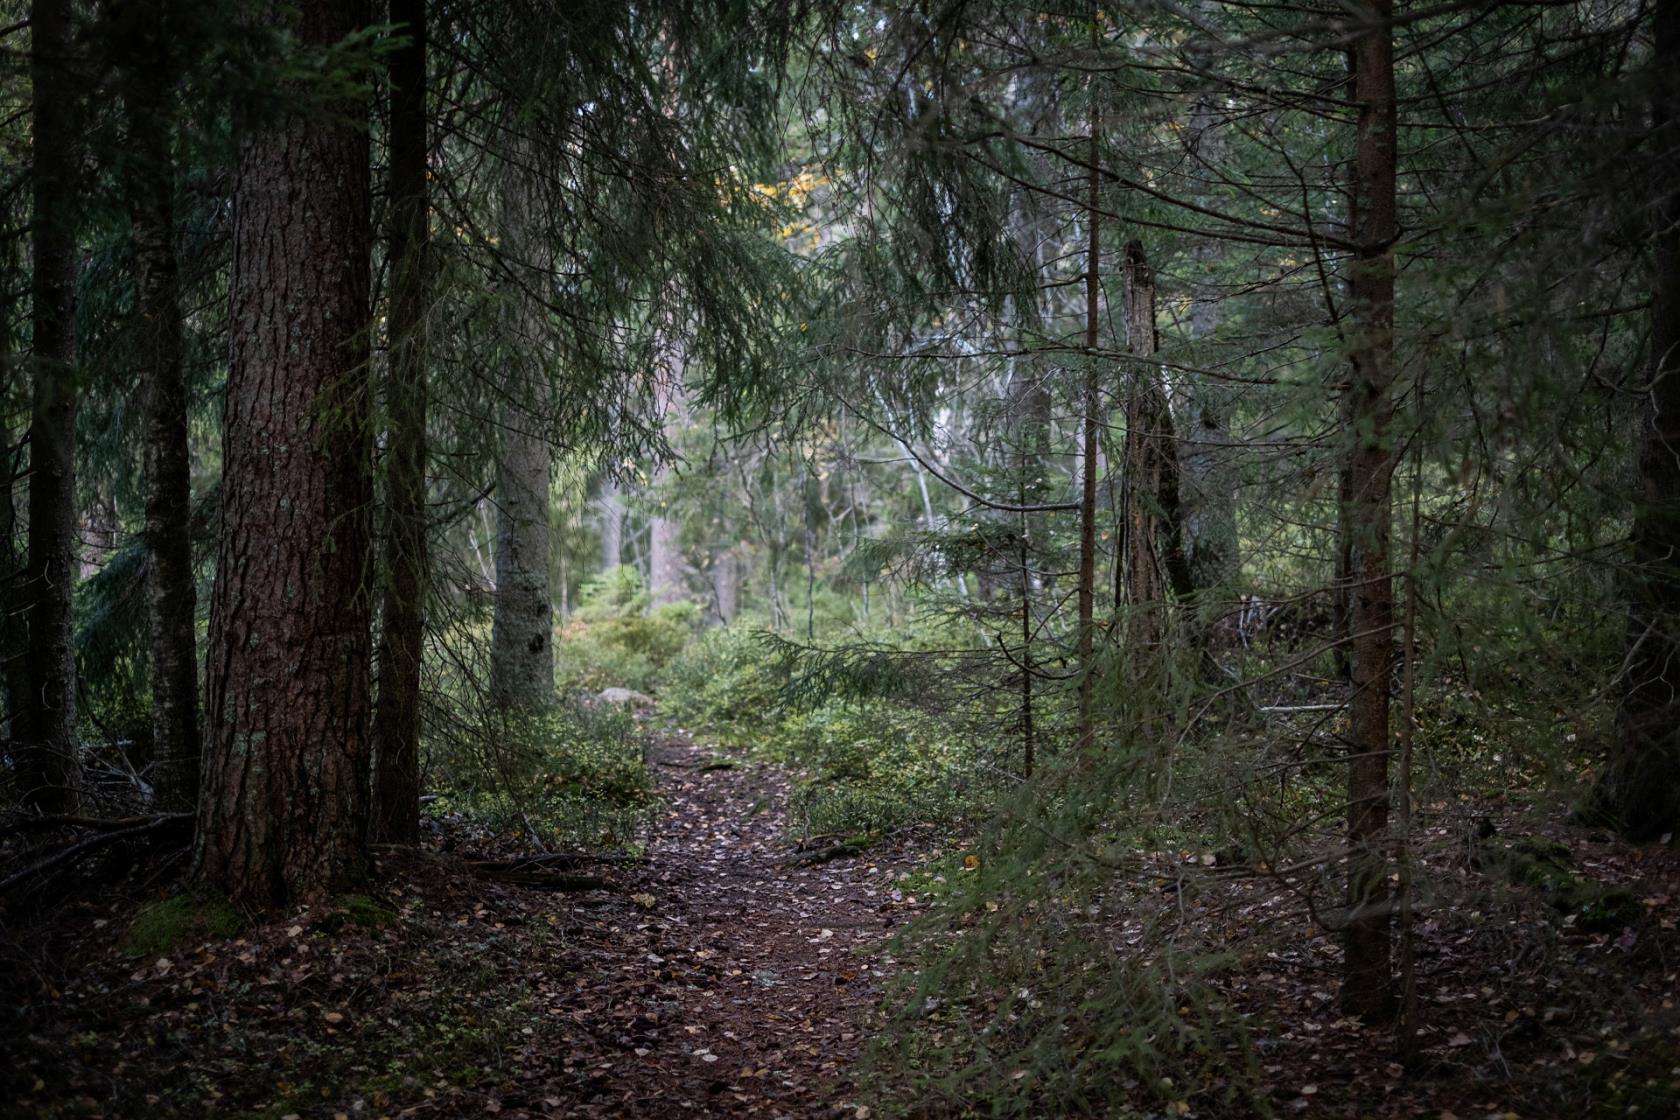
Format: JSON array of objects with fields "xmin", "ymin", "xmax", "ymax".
[
  {"xmin": 468, "ymin": 865, "xmax": 614, "ymax": 892},
  {"xmin": 0, "ymin": 813, "xmax": 194, "ymax": 894}
]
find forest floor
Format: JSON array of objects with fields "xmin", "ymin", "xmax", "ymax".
[
  {"xmin": 5, "ymin": 725, "xmax": 1680, "ymax": 1119},
  {"xmin": 2, "ymin": 731, "xmax": 914, "ymax": 1119}
]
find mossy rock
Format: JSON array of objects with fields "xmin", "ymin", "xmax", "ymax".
[
  {"xmin": 124, "ymin": 895, "xmax": 244, "ymax": 957},
  {"xmin": 1475, "ymin": 834, "xmax": 1640, "ymax": 931},
  {"xmin": 1557, "ymin": 881, "xmax": 1642, "ymax": 932}
]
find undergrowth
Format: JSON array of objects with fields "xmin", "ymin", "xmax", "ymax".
[
  {"xmin": 556, "ymin": 566, "xmax": 702, "ymax": 695},
  {"xmin": 660, "ymin": 621, "xmax": 998, "ymax": 837},
  {"xmin": 426, "ymin": 702, "xmax": 657, "ymax": 850}
]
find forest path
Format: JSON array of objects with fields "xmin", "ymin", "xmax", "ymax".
[{"xmin": 542, "ymin": 730, "xmax": 910, "ymax": 1117}]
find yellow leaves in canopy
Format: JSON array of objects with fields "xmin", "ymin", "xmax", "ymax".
[{"xmin": 750, "ymin": 167, "xmax": 831, "ymax": 206}]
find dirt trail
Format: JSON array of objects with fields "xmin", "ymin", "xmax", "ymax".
[
  {"xmin": 541, "ymin": 732, "xmax": 913, "ymax": 1117},
  {"xmin": 2, "ymin": 732, "xmax": 921, "ymax": 1119}
]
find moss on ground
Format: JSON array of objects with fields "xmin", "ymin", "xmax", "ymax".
[{"xmin": 123, "ymin": 895, "xmax": 244, "ymax": 957}]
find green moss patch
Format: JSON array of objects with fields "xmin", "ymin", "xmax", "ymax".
[{"xmin": 123, "ymin": 895, "xmax": 244, "ymax": 957}]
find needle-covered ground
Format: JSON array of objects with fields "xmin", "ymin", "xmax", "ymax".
[
  {"xmin": 2, "ymin": 733, "xmax": 917, "ymax": 1119},
  {"xmin": 5, "ymin": 726, "xmax": 1680, "ymax": 1119}
]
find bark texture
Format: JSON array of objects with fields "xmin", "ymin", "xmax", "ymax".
[
  {"xmin": 16, "ymin": 0, "xmax": 83, "ymax": 813},
  {"xmin": 1119, "ymin": 241, "xmax": 1192, "ymax": 653},
  {"xmin": 2, "ymin": 238, "xmax": 27, "ymax": 751},
  {"xmin": 1598, "ymin": 0, "xmax": 1680, "ymax": 842},
  {"xmin": 197, "ymin": 0, "xmax": 374, "ymax": 909},
  {"xmin": 119, "ymin": 4, "xmax": 200, "ymax": 810},
  {"xmin": 1341, "ymin": 0, "xmax": 1398, "ymax": 1022},
  {"xmin": 488, "ymin": 157, "xmax": 554, "ymax": 716},
  {"xmin": 372, "ymin": 0, "xmax": 430, "ymax": 844}
]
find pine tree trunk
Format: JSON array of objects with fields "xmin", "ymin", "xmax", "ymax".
[
  {"xmin": 17, "ymin": 0, "xmax": 82, "ymax": 814},
  {"xmin": 197, "ymin": 0, "xmax": 374, "ymax": 909},
  {"xmin": 599, "ymin": 480, "xmax": 624, "ymax": 571},
  {"xmin": 372, "ymin": 0, "xmax": 430, "ymax": 844},
  {"xmin": 1119, "ymin": 240, "xmax": 1192, "ymax": 650},
  {"xmin": 649, "ymin": 325, "xmax": 687, "ymax": 606},
  {"xmin": 1341, "ymin": 0, "xmax": 1398, "ymax": 1022},
  {"xmin": 2, "ymin": 226, "xmax": 29, "ymax": 752},
  {"xmin": 1331, "ymin": 47, "xmax": 1358, "ymax": 685},
  {"xmin": 1179, "ymin": 16, "xmax": 1240, "ymax": 598},
  {"xmin": 712, "ymin": 546, "xmax": 739, "ymax": 623},
  {"xmin": 1076, "ymin": 77, "xmax": 1102, "ymax": 757},
  {"xmin": 488, "ymin": 157, "xmax": 554, "ymax": 716},
  {"xmin": 1, "ymin": 441, "xmax": 22, "ymax": 750},
  {"xmin": 1597, "ymin": 0, "xmax": 1680, "ymax": 842},
  {"xmin": 119, "ymin": 11, "xmax": 199, "ymax": 811}
]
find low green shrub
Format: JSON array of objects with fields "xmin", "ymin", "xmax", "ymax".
[
  {"xmin": 427, "ymin": 703, "xmax": 656, "ymax": 849},
  {"xmin": 659, "ymin": 623, "xmax": 790, "ymax": 744},
  {"xmin": 662, "ymin": 624, "xmax": 994, "ymax": 835},
  {"xmin": 555, "ymin": 566, "xmax": 702, "ymax": 694},
  {"xmin": 783, "ymin": 700, "xmax": 982, "ymax": 836}
]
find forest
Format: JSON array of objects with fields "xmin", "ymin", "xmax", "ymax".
[{"xmin": 1, "ymin": 0, "xmax": 1677, "ymax": 1116}]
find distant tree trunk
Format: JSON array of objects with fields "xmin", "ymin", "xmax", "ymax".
[
  {"xmin": 197, "ymin": 0, "xmax": 374, "ymax": 910},
  {"xmin": 79, "ymin": 493, "xmax": 117, "ymax": 580},
  {"xmin": 372, "ymin": 0, "xmax": 429, "ymax": 844},
  {"xmin": 712, "ymin": 546, "xmax": 739, "ymax": 623},
  {"xmin": 1341, "ymin": 0, "xmax": 1398, "ymax": 1022},
  {"xmin": 1, "ymin": 441, "xmax": 23, "ymax": 748},
  {"xmin": 1076, "ymin": 77, "xmax": 1102, "ymax": 757},
  {"xmin": 16, "ymin": 0, "xmax": 83, "ymax": 814},
  {"xmin": 2, "ymin": 240, "xmax": 28, "ymax": 750},
  {"xmin": 117, "ymin": 3, "xmax": 199, "ymax": 811},
  {"xmin": 1179, "ymin": 17, "xmax": 1240, "ymax": 600},
  {"xmin": 1331, "ymin": 47, "xmax": 1358, "ymax": 686},
  {"xmin": 649, "ymin": 325, "xmax": 687, "ymax": 607},
  {"xmin": 599, "ymin": 479, "xmax": 624, "ymax": 571},
  {"xmin": 1597, "ymin": 0, "xmax": 1680, "ymax": 842},
  {"xmin": 1119, "ymin": 240, "xmax": 1192, "ymax": 653},
  {"xmin": 488, "ymin": 155, "xmax": 554, "ymax": 715}
]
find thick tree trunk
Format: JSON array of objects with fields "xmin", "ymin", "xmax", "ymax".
[
  {"xmin": 1598, "ymin": 0, "xmax": 1680, "ymax": 842},
  {"xmin": 488, "ymin": 158, "xmax": 554, "ymax": 716},
  {"xmin": 197, "ymin": 0, "xmax": 374, "ymax": 910},
  {"xmin": 1341, "ymin": 0, "xmax": 1398, "ymax": 1022},
  {"xmin": 372, "ymin": 0, "xmax": 430, "ymax": 844},
  {"xmin": 119, "ymin": 7, "xmax": 200, "ymax": 811},
  {"xmin": 16, "ymin": 0, "xmax": 82, "ymax": 814}
]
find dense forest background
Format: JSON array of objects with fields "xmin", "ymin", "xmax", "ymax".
[{"xmin": 3, "ymin": 0, "xmax": 1679, "ymax": 1116}]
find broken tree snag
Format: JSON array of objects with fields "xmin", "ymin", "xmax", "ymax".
[{"xmin": 1120, "ymin": 240, "xmax": 1192, "ymax": 654}]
